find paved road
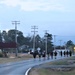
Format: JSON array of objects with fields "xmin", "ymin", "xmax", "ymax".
[{"xmin": 0, "ymin": 55, "xmax": 72, "ymax": 75}]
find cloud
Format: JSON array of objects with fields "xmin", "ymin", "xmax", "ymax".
[
  {"xmin": 0, "ymin": 0, "xmax": 68, "ymax": 11},
  {"xmin": 0, "ymin": 0, "xmax": 20, "ymax": 7}
]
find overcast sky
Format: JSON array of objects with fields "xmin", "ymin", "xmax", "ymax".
[{"xmin": 0, "ymin": 0, "xmax": 75, "ymax": 45}]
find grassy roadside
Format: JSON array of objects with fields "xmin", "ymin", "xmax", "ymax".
[
  {"xmin": 0, "ymin": 53, "xmax": 33, "ymax": 64},
  {"xmin": 29, "ymin": 56, "xmax": 75, "ymax": 75},
  {"xmin": 35, "ymin": 68, "xmax": 75, "ymax": 75}
]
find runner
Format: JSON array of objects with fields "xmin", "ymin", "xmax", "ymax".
[
  {"xmin": 63, "ymin": 51, "xmax": 66, "ymax": 57},
  {"xmin": 54, "ymin": 51, "xmax": 57, "ymax": 59},
  {"xmin": 42, "ymin": 51, "xmax": 46, "ymax": 60},
  {"xmin": 60, "ymin": 51, "xmax": 63, "ymax": 57},
  {"xmin": 38, "ymin": 51, "xmax": 42, "ymax": 61},
  {"xmin": 50, "ymin": 51, "xmax": 53, "ymax": 59}
]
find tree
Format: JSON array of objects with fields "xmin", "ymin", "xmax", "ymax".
[
  {"xmin": 47, "ymin": 33, "xmax": 53, "ymax": 52},
  {"xmin": 0, "ymin": 31, "xmax": 2, "ymax": 42},
  {"xmin": 47, "ymin": 33, "xmax": 52, "ymax": 40},
  {"xmin": 41, "ymin": 37, "xmax": 45, "ymax": 51},
  {"xmin": 8, "ymin": 30, "xmax": 16, "ymax": 42},
  {"xmin": 44, "ymin": 33, "xmax": 53, "ymax": 53},
  {"xmin": 66, "ymin": 40, "xmax": 74, "ymax": 48},
  {"xmin": 2, "ymin": 31, "xmax": 9, "ymax": 42},
  {"xmin": 17, "ymin": 31, "xmax": 25, "ymax": 46},
  {"xmin": 7, "ymin": 29, "xmax": 26, "ymax": 46},
  {"xmin": 35, "ymin": 34, "xmax": 41, "ymax": 48}
]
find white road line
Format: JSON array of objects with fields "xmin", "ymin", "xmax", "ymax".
[{"xmin": 25, "ymin": 68, "xmax": 31, "ymax": 75}]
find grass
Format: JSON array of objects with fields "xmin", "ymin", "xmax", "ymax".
[
  {"xmin": 29, "ymin": 56, "xmax": 75, "ymax": 75},
  {"xmin": 48, "ymin": 59, "xmax": 69, "ymax": 65},
  {"xmin": 38, "ymin": 69, "xmax": 51, "ymax": 75},
  {"xmin": 37, "ymin": 68, "xmax": 75, "ymax": 75},
  {"xmin": 0, "ymin": 53, "xmax": 33, "ymax": 64}
]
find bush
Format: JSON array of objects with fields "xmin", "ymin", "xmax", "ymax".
[{"xmin": 0, "ymin": 53, "xmax": 3, "ymax": 57}]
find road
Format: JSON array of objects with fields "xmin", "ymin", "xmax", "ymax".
[{"xmin": 0, "ymin": 55, "xmax": 71, "ymax": 75}]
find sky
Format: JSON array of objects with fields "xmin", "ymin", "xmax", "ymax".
[{"xmin": 0, "ymin": 0, "xmax": 75, "ymax": 45}]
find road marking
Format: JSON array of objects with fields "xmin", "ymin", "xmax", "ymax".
[{"xmin": 25, "ymin": 68, "xmax": 31, "ymax": 75}]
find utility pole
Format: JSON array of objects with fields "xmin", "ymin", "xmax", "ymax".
[
  {"xmin": 59, "ymin": 40, "xmax": 62, "ymax": 50},
  {"xmin": 44, "ymin": 30, "xmax": 48, "ymax": 56},
  {"xmin": 31, "ymin": 26, "xmax": 38, "ymax": 52},
  {"xmin": 64, "ymin": 42, "xmax": 66, "ymax": 50},
  {"xmin": 53, "ymin": 35, "xmax": 56, "ymax": 51},
  {"xmin": 12, "ymin": 21, "xmax": 20, "ymax": 57}
]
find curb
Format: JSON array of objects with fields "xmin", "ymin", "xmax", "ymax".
[
  {"xmin": 25, "ymin": 68, "xmax": 31, "ymax": 75},
  {"xmin": 24, "ymin": 64, "xmax": 43, "ymax": 75}
]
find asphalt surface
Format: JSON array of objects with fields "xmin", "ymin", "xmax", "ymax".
[{"xmin": 0, "ymin": 54, "xmax": 72, "ymax": 75}]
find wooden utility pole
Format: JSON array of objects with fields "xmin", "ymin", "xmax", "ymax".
[
  {"xmin": 31, "ymin": 26, "xmax": 38, "ymax": 52},
  {"xmin": 12, "ymin": 21, "xmax": 20, "ymax": 57},
  {"xmin": 44, "ymin": 30, "xmax": 49, "ymax": 56}
]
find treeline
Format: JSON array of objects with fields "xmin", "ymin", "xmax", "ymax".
[
  {"xmin": 0, "ymin": 29, "xmax": 74, "ymax": 53},
  {"xmin": 0, "ymin": 29, "xmax": 53, "ymax": 52}
]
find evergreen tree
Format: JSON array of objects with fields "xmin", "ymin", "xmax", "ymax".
[{"xmin": 0, "ymin": 31, "xmax": 2, "ymax": 42}]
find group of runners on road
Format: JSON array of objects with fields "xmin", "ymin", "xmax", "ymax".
[{"xmin": 32, "ymin": 50, "xmax": 73, "ymax": 60}]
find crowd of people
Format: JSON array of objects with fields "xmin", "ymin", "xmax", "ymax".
[
  {"xmin": 60, "ymin": 50, "xmax": 72, "ymax": 57},
  {"xmin": 32, "ymin": 50, "xmax": 73, "ymax": 60}
]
